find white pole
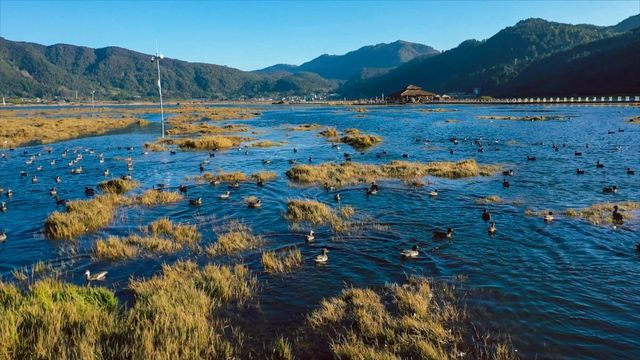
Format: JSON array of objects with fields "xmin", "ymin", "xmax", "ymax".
[
  {"xmin": 91, "ymin": 90, "xmax": 95, "ymax": 110},
  {"xmin": 155, "ymin": 41, "xmax": 165, "ymax": 138}
]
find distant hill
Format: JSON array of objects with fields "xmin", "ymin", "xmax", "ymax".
[
  {"xmin": 0, "ymin": 38, "xmax": 337, "ymax": 100},
  {"xmin": 339, "ymin": 15, "xmax": 639, "ymax": 98},
  {"xmin": 256, "ymin": 40, "xmax": 439, "ymax": 80}
]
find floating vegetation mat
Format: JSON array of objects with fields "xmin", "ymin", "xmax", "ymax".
[
  {"xmin": 319, "ymin": 127, "xmax": 382, "ymax": 150},
  {"xmin": 477, "ymin": 115, "xmax": 572, "ymax": 121}
]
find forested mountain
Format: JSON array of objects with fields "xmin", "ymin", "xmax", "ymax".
[
  {"xmin": 339, "ymin": 15, "xmax": 640, "ymax": 98},
  {"xmin": 0, "ymin": 38, "xmax": 337, "ymax": 100},
  {"xmin": 256, "ymin": 40, "xmax": 439, "ymax": 80}
]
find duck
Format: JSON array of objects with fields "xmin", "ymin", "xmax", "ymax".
[
  {"xmin": 247, "ymin": 198, "xmax": 261, "ymax": 208},
  {"xmin": 334, "ymin": 193, "xmax": 341, "ymax": 202},
  {"xmin": 189, "ymin": 197, "xmax": 203, "ymax": 206},
  {"xmin": 0, "ymin": 202, "xmax": 7, "ymax": 212},
  {"xmin": 502, "ymin": 179, "xmax": 510, "ymax": 188},
  {"xmin": 433, "ymin": 228, "xmax": 453, "ymax": 239},
  {"xmin": 608, "ymin": 130, "xmax": 615, "ymax": 134},
  {"xmin": 257, "ymin": 179, "xmax": 265, "ymax": 187},
  {"xmin": 576, "ymin": 168, "xmax": 585, "ymax": 175},
  {"xmin": 544, "ymin": 211, "xmax": 554, "ymax": 223},
  {"xmin": 502, "ymin": 170, "xmax": 514, "ymax": 176},
  {"xmin": 402, "ymin": 153, "xmax": 409, "ymax": 158},
  {"xmin": 367, "ymin": 182, "xmax": 379, "ymax": 195},
  {"xmin": 179, "ymin": 184, "xmax": 188, "ymax": 193},
  {"xmin": 314, "ymin": 248, "xmax": 328, "ymax": 263},
  {"xmin": 574, "ymin": 151, "xmax": 582, "ymax": 156},
  {"xmin": 103, "ymin": 169, "xmax": 110, "ymax": 176},
  {"xmin": 0, "ymin": 230, "xmax": 6, "ymax": 242},
  {"xmin": 527, "ymin": 156, "xmax": 536, "ymax": 161},
  {"xmin": 488, "ymin": 221, "xmax": 497, "ymax": 235},
  {"xmin": 603, "ymin": 186, "xmax": 618, "ymax": 194},
  {"xmin": 596, "ymin": 161, "xmax": 604, "ymax": 168},
  {"xmin": 55, "ymin": 176, "xmax": 62, "ymax": 183},
  {"xmin": 305, "ymin": 230, "xmax": 315, "ymax": 242},
  {"xmin": 54, "ymin": 196, "xmax": 67, "ymax": 207},
  {"xmin": 428, "ymin": 189, "xmax": 438, "ymax": 197},
  {"xmin": 612, "ymin": 205, "xmax": 624, "ymax": 224},
  {"xmin": 229, "ymin": 181, "xmax": 240, "ymax": 189},
  {"xmin": 85, "ymin": 187, "xmax": 95, "ymax": 196},
  {"xmin": 482, "ymin": 209, "xmax": 491, "ymax": 221},
  {"xmin": 262, "ymin": 159, "xmax": 272, "ymax": 165},
  {"xmin": 49, "ymin": 188, "xmax": 57, "ymax": 197},
  {"xmin": 618, "ymin": 128, "xmax": 624, "ymax": 133},
  {"xmin": 401, "ymin": 245, "xmax": 419, "ymax": 258},
  {"xmin": 627, "ymin": 168, "xmax": 635, "ymax": 175},
  {"xmin": 20, "ymin": 170, "xmax": 28, "ymax": 177},
  {"xmin": 219, "ymin": 191, "xmax": 231, "ymax": 200},
  {"xmin": 31, "ymin": 176, "xmax": 38, "ymax": 183},
  {"xmin": 84, "ymin": 270, "xmax": 108, "ymax": 281},
  {"xmin": 6, "ymin": 189, "xmax": 13, "ymax": 197}
]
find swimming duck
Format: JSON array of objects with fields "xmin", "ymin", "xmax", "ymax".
[
  {"xmin": 262, "ymin": 159, "xmax": 272, "ymax": 165},
  {"xmin": 544, "ymin": 211, "xmax": 554, "ymax": 223},
  {"xmin": 574, "ymin": 151, "xmax": 582, "ymax": 156},
  {"xmin": 229, "ymin": 181, "xmax": 240, "ymax": 189},
  {"xmin": 199, "ymin": 164, "xmax": 205, "ymax": 173},
  {"xmin": 103, "ymin": 169, "xmax": 110, "ymax": 176},
  {"xmin": 612, "ymin": 205, "xmax": 624, "ymax": 224},
  {"xmin": 433, "ymin": 228, "xmax": 453, "ymax": 239},
  {"xmin": 306, "ymin": 230, "xmax": 315, "ymax": 242},
  {"xmin": 402, "ymin": 153, "xmax": 409, "ymax": 158},
  {"xmin": 31, "ymin": 176, "xmax": 38, "ymax": 183},
  {"xmin": 54, "ymin": 195, "xmax": 67, "ymax": 207},
  {"xmin": 257, "ymin": 179, "xmax": 265, "ymax": 187},
  {"xmin": 428, "ymin": 189, "xmax": 438, "ymax": 197},
  {"xmin": 314, "ymin": 248, "xmax": 328, "ymax": 263},
  {"xmin": 6, "ymin": 189, "xmax": 13, "ymax": 197},
  {"xmin": 85, "ymin": 270, "xmax": 107, "ymax": 281},
  {"xmin": 596, "ymin": 161, "xmax": 604, "ymax": 168},
  {"xmin": 608, "ymin": 130, "xmax": 615, "ymax": 134},
  {"xmin": 527, "ymin": 156, "xmax": 536, "ymax": 161},
  {"xmin": 576, "ymin": 168, "xmax": 585, "ymax": 175},
  {"xmin": 55, "ymin": 176, "xmax": 62, "ymax": 183},
  {"xmin": 179, "ymin": 184, "xmax": 188, "ymax": 193},
  {"xmin": 0, "ymin": 230, "xmax": 6, "ymax": 242},
  {"xmin": 618, "ymin": 128, "xmax": 624, "ymax": 133},
  {"xmin": 49, "ymin": 188, "xmax": 57, "ymax": 197},
  {"xmin": 502, "ymin": 179, "xmax": 510, "ymax": 188},
  {"xmin": 482, "ymin": 209, "xmax": 491, "ymax": 221},
  {"xmin": 488, "ymin": 221, "xmax": 497, "ymax": 235},
  {"xmin": 293, "ymin": 148, "xmax": 298, "ymax": 153},
  {"xmin": 603, "ymin": 186, "xmax": 618, "ymax": 194},
  {"xmin": 334, "ymin": 193, "xmax": 341, "ymax": 202},
  {"xmin": 0, "ymin": 202, "xmax": 7, "ymax": 212},
  {"xmin": 401, "ymin": 245, "xmax": 419, "ymax": 258},
  {"xmin": 627, "ymin": 168, "xmax": 635, "ymax": 175},
  {"xmin": 189, "ymin": 197, "xmax": 203, "ymax": 206},
  {"xmin": 502, "ymin": 170, "xmax": 514, "ymax": 176},
  {"xmin": 219, "ymin": 191, "xmax": 231, "ymax": 200},
  {"xmin": 308, "ymin": 156, "xmax": 313, "ymax": 163},
  {"xmin": 247, "ymin": 198, "xmax": 261, "ymax": 208},
  {"xmin": 36, "ymin": 165, "xmax": 43, "ymax": 171},
  {"xmin": 85, "ymin": 187, "xmax": 95, "ymax": 196},
  {"xmin": 50, "ymin": 159, "xmax": 56, "ymax": 166},
  {"xmin": 367, "ymin": 182, "xmax": 379, "ymax": 195}
]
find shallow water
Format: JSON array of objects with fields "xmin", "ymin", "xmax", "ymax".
[{"xmin": 1, "ymin": 104, "xmax": 639, "ymax": 358}]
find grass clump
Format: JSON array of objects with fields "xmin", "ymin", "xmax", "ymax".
[
  {"xmin": 287, "ymin": 160, "xmax": 500, "ymax": 188},
  {"xmin": 319, "ymin": 127, "xmax": 382, "ymax": 150},
  {"xmin": 135, "ymin": 190, "xmax": 184, "ymax": 206},
  {"xmin": 285, "ymin": 199, "xmax": 353, "ymax": 231},
  {"xmin": 250, "ymin": 140, "xmax": 286, "ymax": 147},
  {"xmin": 319, "ymin": 127, "xmax": 339, "ymax": 138},
  {"xmin": 199, "ymin": 170, "xmax": 248, "ymax": 183},
  {"xmin": 251, "ymin": 171, "xmax": 278, "ymax": 183},
  {"xmin": 564, "ymin": 201, "xmax": 640, "ymax": 225},
  {"xmin": 262, "ymin": 248, "xmax": 304, "ymax": 273},
  {"xmin": 94, "ymin": 237, "xmax": 139, "ymax": 260},
  {"xmin": 98, "ymin": 178, "xmax": 140, "ymax": 194},
  {"xmin": 174, "ymin": 135, "xmax": 250, "ymax": 150},
  {"xmin": 627, "ymin": 116, "xmax": 640, "ymax": 124},
  {"xmin": 206, "ymin": 221, "xmax": 263, "ymax": 256},
  {"xmin": 475, "ymin": 195, "xmax": 503, "ymax": 204},
  {"xmin": 44, "ymin": 194, "xmax": 131, "ymax": 240},
  {"xmin": 144, "ymin": 142, "xmax": 167, "ymax": 152},
  {"xmin": 148, "ymin": 218, "xmax": 200, "ymax": 247},
  {"xmin": 288, "ymin": 123, "xmax": 322, "ymax": 131}
]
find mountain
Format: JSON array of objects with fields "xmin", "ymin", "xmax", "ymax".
[
  {"xmin": 496, "ymin": 28, "xmax": 640, "ymax": 96},
  {"xmin": 608, "ymin": 14, "xmax": 640, "ymax": 32},
  {"xmin": 256, "ymin": 40, "xmax": 439, "ymax": 80},
  {"xmin": 339, "ymin": 16, "xmax": 639, "ymax": 98},
  {"xmin": 0, "ymin": 37, "xmax": 337, "ymax": 100}
]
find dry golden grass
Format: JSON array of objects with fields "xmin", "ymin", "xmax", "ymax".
[
  {"xmin": 287, "ymin": 159, "xmax": 500, "ymax": 188},
  {"xmin": 165, "ymin": 122, "xmax": 250, "ymax": 136},
  {"xmin": 627, "ymin": 116, "xmax": 640, "ymax": 124},
  {"xmin": 97, "ymin": 178, "xmax": 140, "ymax": 194},
  {"xmin": 206, "ymin": 221, "xmax": 263, "ymax": 256},
  {"xmin": 262, "ymin": 248, "xmax": 304, "ymax": 273},
  {"xmin": 0, "ymin": 114, "xmax": 147, "ymax": 148},
  {"xmin": 319, "ymin": 127, "xmax": 382, "ymax": 149},
  {"xmin": 251, "ymin": 171, "xmax": 278, "ymax": 182},
  {"xmin": 285, "ymin": 199, "xmax": 353, "ymax": 232},
  {"xmin": 288, "ymin": 123, "xmax": 322, "ymax": 131},
  {"xmin": 564, "ymin": 201, "xmax": 640, "ymax": 225},
  {"xmin": 144, "ymin": 142, "xmax": 167, "ymax": 152},
  {"xmin": 198, "ymin": 170, "xmax": 248, "ymax": 183},
  {"xmin": 319, "ymin": 127, "xmax": 340, "ymax": 138},
  {"xmin": 524, "ymin": 209, "xmax": 553, "ymax": 217},
  {"xmin": 173, "ymin": 135, "xmax": 251, "ymax": 150},
  {"xmin": 478, "ymin": 115, "xmax": 569, "ymax": 121},
  {"xmin": 94, "ymin": 237, "xmax": 139, "ymax": 260},
  {"xmin": 44, "ymin": 194, "xmax": 131, "ymax": 240},
  {"xmin": 147, "ymin": 218, "xmax": 201, "ymax": 247},
  {"xmin": 249, "ymin": 140, "xmax": 286, "ymax": 147},
  {"xmin": 166, "ymin": 105, "xmax": 258, "ymax": 123},
  {"xmin": 475, "ymin": 195, "xmax": 503, "ymax": 204},
  {"xmin": 135, "ymin": 190, "xmax": 184, "ymax": 206}
]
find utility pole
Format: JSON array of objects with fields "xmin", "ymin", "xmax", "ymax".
[{"xmin": 151, "ymin": 41, "xmax": 165, "ymax": 138}]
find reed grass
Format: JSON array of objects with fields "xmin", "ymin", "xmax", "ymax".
[
  {"xmin": 627, "ymin": 116, "xmax": 640, "ymax": 124},
  {"xmin": 319, "ymin": 127, "xmax": 339, "ymax": 138},
  {"xmin": 287, "ymin": 124, "xmax": 322, "ymax": 131},
  {"xmin": 143, "ymin": 142, "xmax": 167, "ymax": 152},
  {"xmin": 135, "ymin": 190, "xmax": 184, "ymax": 206},
  {"xmin": 172, "ymin": 135, "xmax": 250, "ymax": 150},
  {"xmin": 206, "ymin": 221, "xmax": 263, "ymax": 256},
  {"xmin": 94, "ymin": 237, "xmax": 139, "ymax": 260},
  {"xmin": 319, "ymin": 127, "xmax": 382, "ymax": 149},
  {"xmin": 285, "ymin": 199, "xmax": 353, "ymax": 232},
  {"xmin": 97, "ymin": 178, "xmax": 140, "ymax": 194},
  {"xmin": 250, "ymin": 140, "xmax": 286, "ymax": 147},
  {"xmin": 287, "ymin": 160, "xmax": 500, "ymax": 188},
  {"xmin": 251, "ymin": 171, "xmax": 278, "ymax": 182},
  {"xmin": 262, "ymin": 248, "xmax": 304, "ymax": 273},
  {"xmin": 199, "ymin": 170, "xmax": 248, "ymax": 183},
  {"xmin": 44, "ymin": 194, "xmax": 131, "ymax": 240},
  {"xmin": 147, "ymin": 218, "xmax": 200, "ymax": 247},
  {"xmin": 475, "ymin": 195, "xmax": 503, "ymax": 204},
  {"xmin": 564, "ymin": 201, "xmax": 640, "ymax": 225}
]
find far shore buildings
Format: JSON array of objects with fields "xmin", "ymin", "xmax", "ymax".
[{"xmin": 386, "ymin": 85, "xmax": 436, "ymax": 103}]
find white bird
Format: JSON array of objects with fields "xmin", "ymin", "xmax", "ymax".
[
  {"xmin": 306, "ymin": 230, "xmax": 315, "ymax": 242},
  {"xmin": 0, "ymin": 230, "xmax": 6, "ymax": 242},
  {"xmin": 0, "ymin": 202, "xmax": 6, "ymax": 212},
  {"xmin": 31, "ymin": 176, "xmax": 38, "ymax": 183},
  {"xmin": 84, "ymin": 270, "xmax": 107, "ymax": 281},
  {"xmin": 314, "ymin": 248, "xmax": 328, "ymax": 263},
  {"xmin": 401, "ymin": 245, "xmax": 419, "ymax": 258},
  {"xmin": 219, "ymin": 191, "xmax": 231, "ymax": 199},
  {"xmin": 544, "ymin": 211, "xmax": 554, "ymax": 223},
  {"xmin": 429, "ymin": 189, "xmax": 438, "ymax": 197},
  {"xmin": 488, "ymin": 222, "xmax": 497, "ymax": 235},
  {"xmin": 49, "ymin": 188, "xmax": 57, "ymax": 197},
  {"xmin": 103, "ymin": 169, "xmax": 110, "ymax": 176}
]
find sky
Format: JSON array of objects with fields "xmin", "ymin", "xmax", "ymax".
[{"xmin": 1, "ymin": 0, "xmax": 638, "ymax": 71}]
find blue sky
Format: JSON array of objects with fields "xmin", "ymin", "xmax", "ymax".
[{"xmin": 1, "ymin": 1, "xmax": 638, "ymax": 70}]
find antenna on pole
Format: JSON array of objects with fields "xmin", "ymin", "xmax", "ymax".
[{"xmin": 151, "ymin": 40, "xmax": 165, "ymax": 138}]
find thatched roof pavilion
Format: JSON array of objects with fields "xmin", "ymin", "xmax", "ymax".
[{"xmin": 387, "ymin": 85, "xmax": 435, "ymax": 103}]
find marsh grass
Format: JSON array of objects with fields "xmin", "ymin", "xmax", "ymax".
[
  {"xmin": 627, "ymin": 116, "xmax": 640, "ymax": 124},
  {"xmin": 319, "ymin": 127, "xmax": 382, "ymax": 149},
  {"xmin": 287, "ymin": 124, "xmax": 322, "ymax": 131},
  {"xmin": 478, "ymin": 115, "xmax": 570, "ymax": 121},
  {"xmin": 97, "ymin": 178, "xmax": 140, "ymax": 194},
  {"xmin": 94, "ymin": 237, "xmax": 140, "ymax": 260},
  {"xmin": 199, "ymin": 171, "xmax": 248, "ymax": 183},
  {"xmin": 475, "ymin": 195, "xmax": 503, "ymax": 204},
  {"xmin": 172, "ymin": 135, "xmax": 251, "ymax": 150},
  {"xmin": 285, "ymin": 199, "xmax": 353, "ymax": 232},
  {"xmin": 319, "ymin": 127, "xmax": 339, "ymax": 138},
  {"xmin": 44, "ymin": 194, "xmax": 131, "ymax": 240},
  {"xmin": 262, "ymin": 248, "xmax": 304, "ymax": 273},
  {"xmin": 251, "ymin": 171, "xmax": 278, "ymax": 182},
  {"xmin": 166, "ymin": 122, "xmax": 250, "ymax": 136},
  {"xmin": 250, "ymin": 140, "xmax": 286, "ymax": 147},
  {"xmin": 287, "ymin": 160, "xmax": 500, "ymax": 188},
  {"xmin": 144, "ymin": 142, "xmax": 167, "ymax": 152},
  {"xmin": 564, "ymin": 201, "xmax": 640, "ymax": 225},
  {"xmin": 147, "ymin": 218, "xmax": 200, "ymax": 247},
  {"xmin": 135, "ymin": 190, "xmax": 184, "ymax": 206},
  {"xmin": 206, "ymin": 221, "xmax": 263, "ymax": 256}
]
